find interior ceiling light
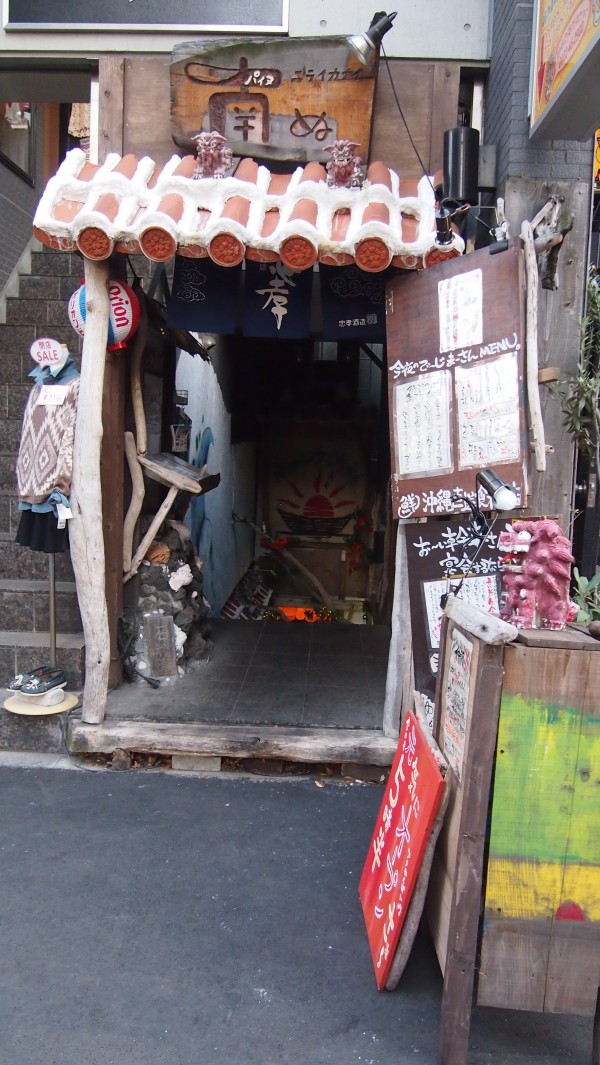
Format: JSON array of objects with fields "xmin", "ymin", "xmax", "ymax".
[{"xmin": 347, "ymin": 11, "xmax": 397, "ymax": 65}]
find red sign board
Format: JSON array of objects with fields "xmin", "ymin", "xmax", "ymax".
[{"xmin": 359, "ymin": 709, "xmax": 445, "ymax": 989}]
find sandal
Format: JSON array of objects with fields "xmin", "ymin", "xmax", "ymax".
[
  {"xmin": 19, "ymin": 667, "xmax": 67, "ymax": 697},
  {"xmin": 7, "ymin": 664, "xmax": 54, "ymax": 692}
]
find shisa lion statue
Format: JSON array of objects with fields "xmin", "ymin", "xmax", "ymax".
[
  {"xmin": 498, "ymin": 518, "xmax": 574, "ymax": 630},
  {"xmin": 192, "ymin": 131, "xmax": 233, "ymax": 179},
  {"xmin": 324, "ymin": 139, "xmax": 364, "ymax": 188}
]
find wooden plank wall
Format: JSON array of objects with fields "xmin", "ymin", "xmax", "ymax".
[
  {"xmin": 370, "ymin": 60, "xmax": 461, "ymax": 178},
  {"xmin": 120, "ymin": 55, "xmax": 460, "ymax": 174},
  {"xmin": 504, "ymin": 179, "xmax": 590, "ymax": 532}
]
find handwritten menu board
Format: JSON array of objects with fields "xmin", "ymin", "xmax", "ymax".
[
  {"xmin": 442, "ymin": 628, "xmax": 474, "ymax": 780},
  {"xmin": 386, "ymin": 242, "xmax": 528, "ymax": 519},
  {"xmin": 359, "ymin": 708, "xmax": 446, "ymax": 989},
  {"xmin": 405, "ymin": 517, "xmax": 501, "ymax": 698}
]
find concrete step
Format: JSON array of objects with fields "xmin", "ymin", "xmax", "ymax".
[
  {"xmin": 0, "ymin": 536, "xmax": 75, "ymax": 581},
  {"xmin": 0, "ymin": 578, "xmax": 81, "ymax": 633},
  {"xmin": 0, "ymin": 629, "xmax": 84, "ymax": 691}
]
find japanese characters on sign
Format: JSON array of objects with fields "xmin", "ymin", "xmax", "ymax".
[
  {"xmin": 319, "ymin": 264, "xmax": 386, "ymax": 341},
  {"xmin": 386, "ymin": 243, "xmax": 527, "ymax": 520},
  {"xmin": 442, "ymin": 628, "xmax": 474, "ymax": 781},
  {"xmin": 405, "ymin": 517, "xmax": 501, "ymax": 699},
  {"xmin": 170, "ymin": 37, "xmax": 377, "ymax": 163},
  {"xmin": 359, "ymin": 709, "xmax": 445, "ymax": 990},
  {"xmin": 243, "ymin": 260, "xmax": 312, "ymax": 338}
]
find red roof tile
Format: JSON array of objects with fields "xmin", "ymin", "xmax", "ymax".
[{"xmin": 33, "ymin": 148, "xmax": 463, "ymax": 271}]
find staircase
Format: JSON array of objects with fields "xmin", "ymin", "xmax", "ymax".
[{"xmin": 0, "ymin": 242, "xmax": 85, "ymax": 740}]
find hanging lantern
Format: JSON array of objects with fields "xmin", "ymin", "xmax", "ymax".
[{"xmin": 68, "ymin": 280, "xmax": 140, "ymax": 351}]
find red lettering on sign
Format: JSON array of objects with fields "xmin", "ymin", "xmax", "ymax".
[{"xmin": 359, "ymin": 708, "xmax": 445, "ymax": 989}]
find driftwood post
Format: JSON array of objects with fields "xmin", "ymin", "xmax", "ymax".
[
  {"xmin": 382, "ymin": 521, "xmax": 414, "ymax": 738},
  {"xmin": 69, "ymin": 258, "xmax": 111, "ymax": 724},
  {"xmin": 521, "ymin": 218, "xmax": 547, "ymax": 472}
]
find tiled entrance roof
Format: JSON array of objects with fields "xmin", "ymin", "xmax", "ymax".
[{"xmin": 33, "ymin": 147, "xmax": 463, "ymax": 271}]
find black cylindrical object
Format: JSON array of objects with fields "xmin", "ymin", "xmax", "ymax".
[{"xmin": 443, "ymin": 126, "xmax": 480, "ymax": 206}]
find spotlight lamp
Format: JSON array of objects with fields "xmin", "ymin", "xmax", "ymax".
[
  {"xmin": 435, "ymin": 204, "xmax": 454, "ymax": 246},
  {"xmin": 347, "ymin": 11, "xmax": 397, "ymax": 65},
  {"xmin": 476, "ymin": 468, "xmax": 518, "ymax": 511}
]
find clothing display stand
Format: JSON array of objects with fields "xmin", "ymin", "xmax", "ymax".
[{"xmin": 3, "ymin": 338, "xmax": 81, "ymax": 718}]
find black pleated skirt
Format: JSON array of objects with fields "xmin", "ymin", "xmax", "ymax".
[{"xmin": 16, "ymin": 509, "xmax": 69, "ymax": 554}]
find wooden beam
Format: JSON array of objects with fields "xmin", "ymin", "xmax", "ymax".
[
  {"xmin": 101, "ymin": 321, "xmax": 125, "ymax": 690},
  {"xmin": 504, "ymin": 179, "xmax": 588, "ymax": 529},
  {"xmin": 67, "ymin": 719, "xmax": 399, "ymax": 764},
  {"xmin": 521, "ymin": 219, "xmax": 547, "ymax": 472},
  {"xmin": 123, "ymin": 431, "xmax": 145, "ymax": 573},
  {"xmin": 98, "ymin": 56, "xmax": 124, "ymax": 162},
  {"xmin": 383, "ymin": 521, "xmax": 413, "ymax": 738},
  {"xmin": 69, "ymin": 259, "xmax": 111, "ymax": 725},
  {"xmin": 444, "ymin": 595, "xmax": 519, "ymax": 645}
]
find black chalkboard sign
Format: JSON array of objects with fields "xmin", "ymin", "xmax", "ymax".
[
  {"xmin": 405, "ymin": 517, "xmax": 501, "ymax": 699},
  {"xmin": 7, "ymin": 0, "xmax": 285, "ymax": 30}
]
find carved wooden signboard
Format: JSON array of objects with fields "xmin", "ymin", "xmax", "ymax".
[
  {"xmin": 170, "ymin": 37, "xmax": 377, "ymax": 163},
  {"xmin": 359, "ymin": 708, "xmax": 446, "ymax": 990},
  {"xmin": 385, "ymin": 242, "xmax": 528, "ymax": 520}
]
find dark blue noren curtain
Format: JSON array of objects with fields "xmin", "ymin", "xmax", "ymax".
[
  {"xmin": 319, "ymin": 264, "xmax": 386, "ymax": 341},
  {"xmin": 167, "ymin": 256, "xmax": 241, "ymax": 334},
  {"xmin": 242, "ymin": 261, "xmax": 313, "ymax": 339}
]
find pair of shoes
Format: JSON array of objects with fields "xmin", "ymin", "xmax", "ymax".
[
  {"xmin": 14, "ymin": 666, "xmax": 67, "ymax": 697},
  {"xmin": 7, "ymin": 663, "xmax": 54, "ymax": 691}
]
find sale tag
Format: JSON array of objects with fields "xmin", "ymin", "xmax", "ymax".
[
  {"xmin": 37, "ymin": 384, "xmax": 69, "ymax": 406},
  {"xmin": 30, "ymin": 337, "xmax": 65, "ymax": 366},
  {"xmin": 56, "ymin": 503, "xmax": 72, "ymax": 529}
]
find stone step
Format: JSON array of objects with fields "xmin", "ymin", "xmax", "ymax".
[
  {"xmin": 30, "ymin": 250, "xmax": 84, "ymax": 278},
  {"xmin": 5, "ymin": 297, "xmax": 72, "ymax": 331},
  {"xmin": 0, "ymin": 578, "xmax": 81, "ymax": 633},
  {"xmin": 0, "ymin": 629, "xmax": 85, "ymax": 691},
  {"xmin": 0, "ymin": 536, "xmax": 75, "ymax": 581},
  {"xmin": 18, "ymin": 274, "xmax": 82, "ymax": 302},
  {"xmin": 0, "ymin": 323, "xmax": 77, "ymax": 363}
]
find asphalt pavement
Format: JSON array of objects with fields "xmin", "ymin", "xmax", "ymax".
[{"xmin": 0, "ymin": 760, "xmax": 593, "ymax": 1065}]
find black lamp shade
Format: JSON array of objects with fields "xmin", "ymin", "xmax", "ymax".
[{"xmin": 443, "ymin": 126, "xmax": 480, "ymax": 206}]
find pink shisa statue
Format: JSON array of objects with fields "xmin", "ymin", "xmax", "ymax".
[
  {"xmin": 324, "ymin": 139, "xmax": 364, "ymax": 189},
  {"xmin": 498, "ymin": 518, "xmax": 575, "ymax": 630},
  {"xmin": 192, "ymin": 131, "xmax": 233, "ymax": 179}
]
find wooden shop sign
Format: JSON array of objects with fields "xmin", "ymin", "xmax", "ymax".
[
  {"xmin": 170, "ymin": 36, "xmax": 377, "ymax": 163},
  {"xmin": 385, "ymin": 242, "xmax": 528, "ymax": 520},
  {"xmin": 359, "ymin": 708, "xmax": 446, "ymax": 989}
]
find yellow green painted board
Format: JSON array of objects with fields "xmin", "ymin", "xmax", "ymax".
[{"xmin": 488, "ymin": 694, "xmax": 600, "ymax": 865}]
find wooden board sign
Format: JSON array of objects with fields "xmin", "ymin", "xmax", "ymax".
[
  {"xmin": 359, "ymin": 708, "xmax": 445, "ymax": 990},
  {"xmin": 385, "ymin": 241, "xmax": 528, "ymax": 520},
  {"xmin": 170, "ymin": 36, "xmax": 377, "ymax": 163}
]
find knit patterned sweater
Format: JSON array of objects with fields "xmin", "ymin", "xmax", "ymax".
[{"xmin": 16, "ymin": 378, "xmax": 80, "ymax": 504}]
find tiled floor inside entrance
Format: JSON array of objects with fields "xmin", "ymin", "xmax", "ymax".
[{"xmin": 106, "ymin": 620, "xmax": 390, "ymax": 729}]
